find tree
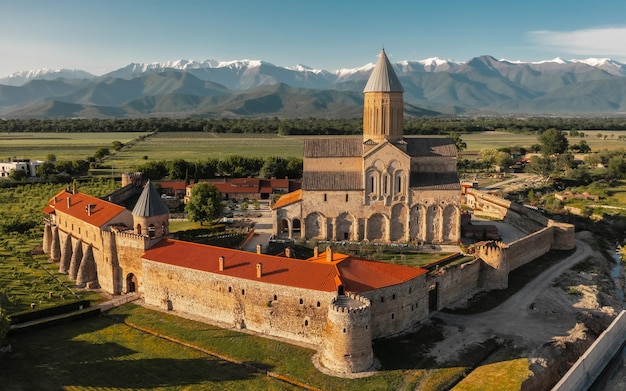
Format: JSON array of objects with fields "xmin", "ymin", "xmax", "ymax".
[
  {"xmin": 45, "ymin": 153, "xmax": 56, "ymax": 162},
  {"xmin": 479, "ymin": 148, "xmax": 498, "ymax": 171},
  {"xmin": 608, "ymin": 156, "xmax": 626, "ymax": 179},
  {"xmin": 538, "ymin": 128, "xmax": 569, "ymax": 156},
  {"xmin": 9, "ymin": 168, "xmax": 28, "ymax": 181},
  {"xmin": 185, "ymin": 183, "xmax": 223, "ymax": 225},
  {"xmin": 527, "ymin": 155, "xmax": 554, "ymax": 182},
  {"xmin": 259, "ymin": 156, "xmax": 288, "ymax": 179},
  {"xmin": 111, "ymin": 141, "xmax": 124, "ymax": 151},
  {"xmin": 94, "ymin": 147, "xmax": 110, "ymax": 160},
  {"xmin": 448, "ymin": 132, "xmax": 467, "ymax": 152},
  {"xmin": 569, "ymin": 140, "xmax": 591, "ymax": 153}
]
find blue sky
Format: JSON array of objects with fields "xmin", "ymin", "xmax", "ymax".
[{"xmin": 2, "ymin": 0, "xmax": 626, "ymax": 77}]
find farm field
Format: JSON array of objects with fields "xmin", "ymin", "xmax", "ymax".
[
  {"xmin": 107, "ymin": 132, "xmax": 307, "ymax": 173},
  {"xmin": 3, "ymin": 129, "xmax": 626, "ymax": 175},
  {"xmin": 0, "ymin": 132, "xmax": 150, "ymax": 162}
]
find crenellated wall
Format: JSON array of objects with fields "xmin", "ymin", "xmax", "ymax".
[{"xmin": 428, "ymin": 258, "xmax": 482, "ymax": 310}]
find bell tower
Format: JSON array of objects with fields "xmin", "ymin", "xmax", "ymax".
[{"xmin": 362, "ymin": 49, "xmax": 404, "ymax": 143}]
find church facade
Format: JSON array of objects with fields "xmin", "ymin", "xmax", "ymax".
[{"xmin": 273, "ymin": 50, "xmax": 461, "ymax": 244}]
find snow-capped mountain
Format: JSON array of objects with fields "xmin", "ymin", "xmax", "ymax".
[
  {"xmin": 3, "ymin": 55, "xmax": 626, "ymax": 118},
  {"xmin": 0, "ymin": 68, "xmax": 95, "ymax": 86},
  {"xmin": 3, "ymin": 56, "xmax": 626, "ymax": 88}
]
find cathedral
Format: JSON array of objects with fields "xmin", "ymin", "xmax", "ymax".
[{"xmin": 273, "ymin": 50, "xmax": 461, "ymax": 243}]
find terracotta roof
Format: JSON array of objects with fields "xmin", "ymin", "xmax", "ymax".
[
  {"xmin": 302, "ymin": 171, "xmax": 363, "ymax": 191},
  {"xmin": 132, "ymin": 180, "xmax": 170, "ymax": 217},
  {"xmin": 141, "ymin": 240, "xmax": 426, "ymax": 293},
  {"xmin": 272, "ymin": 189, "xmax": 302, "ymax": 209},
  {"xmin": 156, "ymin": 181, "xmax": 188, "ymax": 191},
  {"xmin": 304, "ymin": 138, "xmax": 362, "ymax": 158},
  {"xmin": 337, "ymin": 257, "xmax": 426, "ymax": 292},
  {"xmin": 44, "ymin": 190, "xmax": 127, "ymax": 228},
  {"xmin": 363, "ymin": 49, "xmax": 404, "ymax": 93}
]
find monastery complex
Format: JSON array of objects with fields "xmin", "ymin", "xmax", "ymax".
[{"xmin": 41, "ymin": 50, "xmax": 576, "ymax": 374}]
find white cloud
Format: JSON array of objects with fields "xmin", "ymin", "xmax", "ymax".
[{"xmin": 529, "ymin": 26, "xmax": 626, "ymax": 60}]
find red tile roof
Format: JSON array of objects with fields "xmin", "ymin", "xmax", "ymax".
[
  {"xmin": 43, "ymin": 190, "xmax": 127, "ymax": 228},
  {"xmin": 272, "ymin": 189, "xmax": 302, "ymax": 209},
  {"xmin": 141, "ymin": 239, "xmax": 427, "ymax": 293}
]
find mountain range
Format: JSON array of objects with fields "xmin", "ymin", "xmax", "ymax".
[{"xmin": 2, "ymin": 56, "xmax": 626, "ymax": 118}]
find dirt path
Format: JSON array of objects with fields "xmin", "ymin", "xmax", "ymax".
[{"xmin": 430, "ymin": 237, "xmax": 594, "ymax": 363}]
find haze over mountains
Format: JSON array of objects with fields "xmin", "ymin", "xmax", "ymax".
[{"xmin": 2, "ymin": 55, "xmax": 626, "ymax": 118}]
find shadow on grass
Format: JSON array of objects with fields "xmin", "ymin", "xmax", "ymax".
[
  {"xmin": 0, "ymin": 314, "xmax": 271, "ymax": 390},
  {"xmin": 372, "ymin": 319, "xmax": 444, "ymax": 370}
]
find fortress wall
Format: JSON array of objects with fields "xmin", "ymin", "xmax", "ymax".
[
  {"xmin": 114, "ymin": 234, "xmax": 151, "ymax": 293},
  {"xmin": 142, "ymin": 260, "xmax": 335, "ymax": 346},
  {"xmin": 361, "ymin": 276, "xmax": 429, "ymax": 339},
  {"xmin": 105, "ymin": 183, "xmax": 141, "ymax": 205},
  {"xmin": 430, "ymin": 258, "xmax": 482, "ymax": 310},
  {"xmin": 507, "ymin": 226, "xmax": 555, "ymax": 271},
  {"xmin": 466, "ymin": 189, "xmax": 550, "ymax": 233}
]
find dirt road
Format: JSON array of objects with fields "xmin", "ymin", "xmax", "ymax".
[{"xmin": 430, "ymin": 237, "xmax": 595, "ymax": 362}]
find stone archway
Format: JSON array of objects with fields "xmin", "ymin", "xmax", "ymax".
[
  {"xmin": 336, "ymin": 212, "xmax": 354, "ymax": 241},
  {"xmin": 442, "ymin": 205, "xmax": 458, "ymax": 242},
  {"xmin": 126, "ymin": 273, "xmax": 138, "ymax": 293},
  {"xmin": 305, "ymin": 212, "xmax": 325, "ymax": 240},
  {"xmin": 279, "ymin": 218, "xmax": 289, "ymax": 237},
  {"xmin": 367, "ymin": 213, "xmax": 386, "ymax": 241},
  {"xmin": 292, "ymin": 218, "xmax": 301, "ymax": 239}
]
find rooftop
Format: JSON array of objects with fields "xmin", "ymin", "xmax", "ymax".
[
  {"xmin": 142, "ymin": 239, "xmax": 427, "ymax": 293},
  {"xmin": 44, "ymin": 189, "xmax": 127, "ymax": 228}
]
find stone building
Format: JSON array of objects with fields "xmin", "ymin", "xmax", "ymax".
[
  {"xmin": 42, "ymin": 181, "xmax": 433, "ymax": 374},
  {"xmin": 272, "ymin": 50, "xmax": 461, "ymax": 243},
  {"xmin": 40, "ymin": 50, "xmax": 576, "ymax": 376}
]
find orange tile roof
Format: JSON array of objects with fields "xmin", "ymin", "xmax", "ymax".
[
  {"xmin": 43, "ymin": 190, "xmax": 127, "ymax": 228},
  {"xmin": 271, "ymin": 189, "xmax": 302, "ymax": 209},
  {"xmin": 141, "ymin": 239, "xmax": 426, "ymax": 293}
]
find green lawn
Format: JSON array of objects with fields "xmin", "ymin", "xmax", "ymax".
[{"xmin": 1, "ymin": 313, "xmax": 296, "ymax": 391}]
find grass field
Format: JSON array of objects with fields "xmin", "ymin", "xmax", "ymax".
[
  {"xmin": 107, "ymin": 132, "xmax": 307, "ymax": 173},
  {"xmin": 0, "ymin": 132, "xmax": 150, "ymax": 162},
  {"xmin": 4, "ymin": 129, "xmax": 626, "ymax": 176}
]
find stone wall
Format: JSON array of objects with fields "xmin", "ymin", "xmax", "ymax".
[
  {"xmin": 361, "ymin": 276, "xmax": 429, "ymax": 339},
  {"xmin": 429, "ymin": 258, "xmax": 482, "ymax": 310},
  {"xmin": 142, "ymin": 260, "xmax": 336, "ymax": 346},
  {"xmin": 507, "ymin": 227, "xmax": 555, "ymax": 271}
]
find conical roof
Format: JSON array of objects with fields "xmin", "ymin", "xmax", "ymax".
[
  {"xmin": 132, "ymin": 180, "xmax": 170, "ymax": 217},
  {"xmin": 363, "ymin": 49, "xmax": 404, "ymax": 93}
]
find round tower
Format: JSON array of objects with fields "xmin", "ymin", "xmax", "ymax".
[
  {"xmin": 320, "ymin": 293, "xmax": 373, "ymax": 373},
  {"xmin": 131, "ymin": 180, "xmax": 170, "ymax": 243},
  {"xmin": 363, "ymin": 49, "xmax": 404, "ymax": 143}
]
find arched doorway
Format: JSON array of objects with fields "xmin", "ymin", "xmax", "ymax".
[
  {"xmin": 292, "ymin": 218, "xmax": 301, "ymax": 239},
  {"xmin": 126, "ymin": 273, "xmax": 138, "ymax": 293},
  {"xmin": 279, "ymin": 219, "xmax": 289, "ymax": 237}
]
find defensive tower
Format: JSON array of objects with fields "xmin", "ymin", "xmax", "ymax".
[{"xmin": 321, "ymin": 293, "xmax": 373, "ymax": 373}]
